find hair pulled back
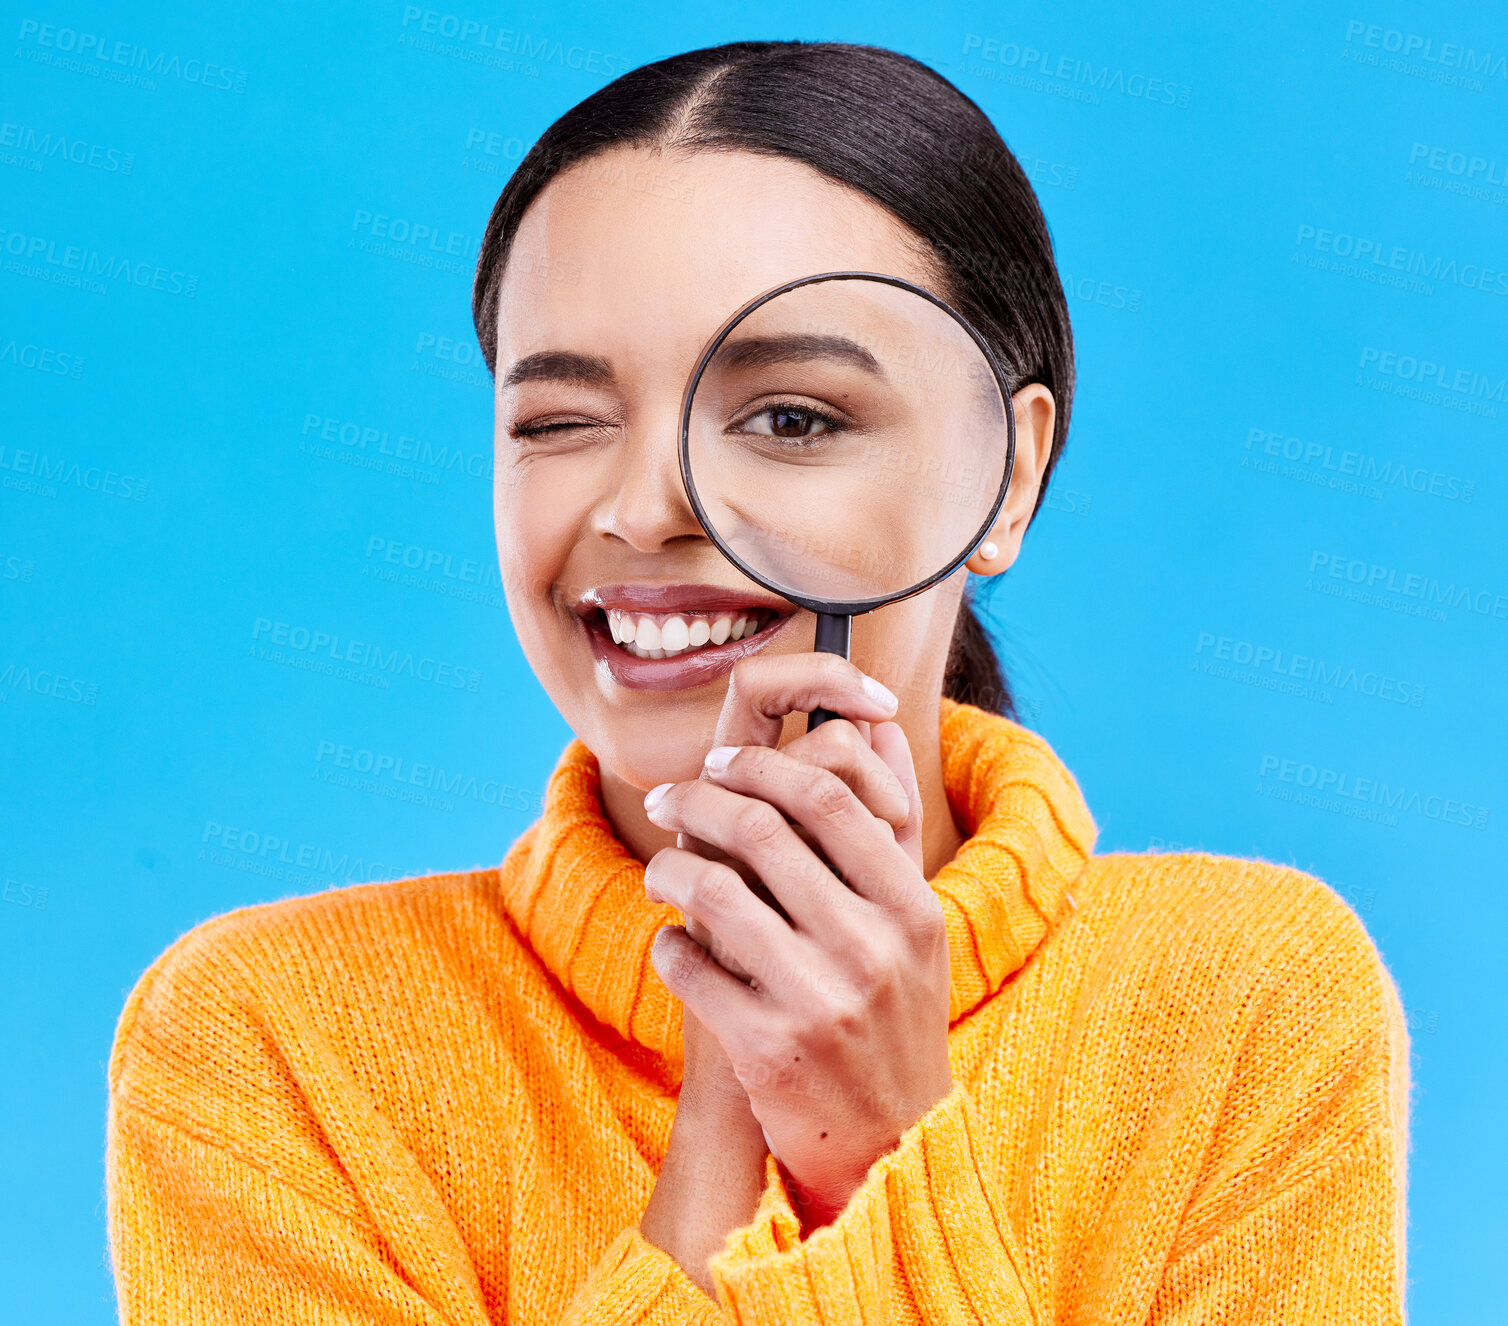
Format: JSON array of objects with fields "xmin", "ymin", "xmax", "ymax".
[{"xmin": 472, "ymin": 41, "xmax": 1074, "ymax": 720}]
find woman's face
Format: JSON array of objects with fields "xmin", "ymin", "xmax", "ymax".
[{"xmin": 491, "ymin": 146, "xmax": 1018, "ymax": 791}]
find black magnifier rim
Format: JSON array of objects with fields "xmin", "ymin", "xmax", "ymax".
[{"xmin": 678, "ymin": 270, "xmax": 1018, "ymax": 618}]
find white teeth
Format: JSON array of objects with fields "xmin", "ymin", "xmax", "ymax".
[{"xmin": 602, "ymin": 607, "xmax": 770, "ymax": 658}]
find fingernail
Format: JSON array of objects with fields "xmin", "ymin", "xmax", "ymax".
[
  {"xmin": 703, "ymin": 745, "xmax": 737, "ymax": 773},
  {"xmin": 644, "ymin": 782, "xmax": 672, "ymax": 814},
  {"xmin": 861, "ymin": 675, "xmax": 899, "ymax": 713}
]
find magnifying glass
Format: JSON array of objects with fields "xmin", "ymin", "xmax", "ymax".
[{"xmin": 680, "ymin": 271, "xmax": 1017, "ymax": 731}]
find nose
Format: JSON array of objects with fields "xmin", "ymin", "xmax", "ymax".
[{"xmin": 594, "ymin": 408, "xmax": 708, "ymax": 554}]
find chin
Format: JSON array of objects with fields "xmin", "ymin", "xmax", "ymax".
[{"xmin": 589, "ymin": 723, "xmax": 715, "ymax": 792}]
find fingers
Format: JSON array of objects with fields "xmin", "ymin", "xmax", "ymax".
[
  {"xmin": 645, "ymin": 846, "xmax": 792, "ymax": 982},
  {"xmin": 770, "ymin": 719, "xmax": 911, "ymax": 834},
  {"xmin": 696, "ymin": 745, "xmax": 927, "ymax": 914},
  {"xmin": 649, "ymin": 924, "xmax": 760, "ymax": 1032},
  {"xmin": 646, "ymin": 777, "xmax": 854, "ymax": 935},
  {"xmin": 714, "ymin": 652, "xmax": 898, "ymax": 751},
  {"xmin": 869, "ymin": 721, "xmax": 925, "ymax": 873}
]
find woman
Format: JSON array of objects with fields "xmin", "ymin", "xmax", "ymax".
[{"xmin": 106, "ymin": 41, "xmax": 1410, "ymax": 1324}]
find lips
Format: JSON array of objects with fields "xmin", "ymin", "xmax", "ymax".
[{"xmin": 574, "ymin": 583, "xmax": 799, "ymax": 691}]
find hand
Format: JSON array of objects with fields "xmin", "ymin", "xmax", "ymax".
[{"xmin": 645, "ymin": 653, "xmax": 954, "ymax": 1230}]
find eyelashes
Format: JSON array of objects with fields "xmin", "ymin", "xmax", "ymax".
[
  {"xmin": 508, "ymin": 397, "xmax": 852, "ymax": 445},
  {"xmin": 508, "ymin": 416, "xmax": 613, "ymax": 443},
  {"xmin": 511, "ymin": 419, "xmax": 591, "ymax": 438},
  {"xmin": 730, "ymin": 400, "xmax": 846, "ymax": 440}
]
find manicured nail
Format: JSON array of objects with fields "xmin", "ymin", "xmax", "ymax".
[
  {"xmin": 861, "ymin": 675, "xmax": 899, "ymax": 713},
  {"xmin": 644, "ymin": 782, "xmax": 672, "ymax": 813},
  {"xmin": 703, "ymin": 745, "xmax": 737, "ymax": 773}
]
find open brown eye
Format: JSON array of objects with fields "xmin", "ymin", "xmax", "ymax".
[
  {"xmin": 769, "ymin": 407, "xmax": 825, "ymax": 437},
  {"xmin": 740, "ymin": 404, "xmax": 837, "ymax": 439}
]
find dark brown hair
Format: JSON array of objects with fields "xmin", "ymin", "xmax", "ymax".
[{"xmin": 471, "ymin": 41, "xmax": 1074, "ymax": 720}]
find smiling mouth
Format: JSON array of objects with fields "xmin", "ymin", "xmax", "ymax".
[
  {"xmin": 600, "ymin": 606, "xmax": 778, "ymax": 659},
  {"xmin": 573, "ymin": 584, "xmax": 796, "ymax": 678}
]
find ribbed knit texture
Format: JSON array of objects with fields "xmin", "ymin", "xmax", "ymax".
[{"xmin": 107, "ymin": 699, "xmax": 1411, "ymax": 1323}]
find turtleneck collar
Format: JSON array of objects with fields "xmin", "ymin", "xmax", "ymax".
[{"xmin": 495, "ymin": 698, "xmax": 1098, "ymax": 1074}]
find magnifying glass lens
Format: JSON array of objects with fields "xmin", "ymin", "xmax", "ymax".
[{"xmin": 683, "ymin": 276, "xmax": 1012, "ymax": 608}]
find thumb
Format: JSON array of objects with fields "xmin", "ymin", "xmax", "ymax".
[{"xmin": 869, "ymin": 720, "xmax": 925, "ymax": 873}]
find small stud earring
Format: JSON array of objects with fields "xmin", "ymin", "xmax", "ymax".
[{"xmin": 978, "ymin": 541, "xmax": 999, "ymax": 562}]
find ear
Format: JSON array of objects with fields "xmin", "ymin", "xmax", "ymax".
[{"xmin": 965, "ymin": 383, "xmax": 1056, "ymax": 576}]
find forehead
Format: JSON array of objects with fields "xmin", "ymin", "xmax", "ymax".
[{"xmin": 493, "ymin": 146, "xmax": 938, "ymax": 382}]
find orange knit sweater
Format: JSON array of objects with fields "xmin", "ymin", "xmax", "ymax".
[{"xmin": 106, "ymin": 700, "xmax": 1411, "ymax": 1323}]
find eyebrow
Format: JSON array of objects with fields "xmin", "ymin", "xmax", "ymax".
[
  {"xmin": 501, "ymin": 350, "xmax": 615, "ymax": 389},
  {"xmin": 712, "ymin": 333, "xmax": 885, "ymax": 378}
]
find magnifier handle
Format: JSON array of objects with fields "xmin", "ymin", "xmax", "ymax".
[{"xmin": 807, "ymin": 613, "xmax": 853, "ymax": 731}]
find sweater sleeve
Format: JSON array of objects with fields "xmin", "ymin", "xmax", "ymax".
[
  {"xmin": 108, "ymin": 918, "xmax": 732, "ymax": 1326},
  {"xmin": 1147, "ymin": 1135, "xmax": 1406, "ymax": 1323},
  {"xmin": 706, "ymin": 880, "xmax": 1411, "ymax": 1326},
  {"xmin": 559, "ymin": 1230, "xmax": 730, "ymax": 1324},
  {"xmin": 112, "ymin": 1093, "xmax": 733, "ymax": 1325},
  {"xmin": 108, "ymin": 1099, "xmax": 481, "ymax": 1324},
  {"xmin": 1143, "ymin": 883, "xmax": 1412, "ymax": 1325},
  {"xmin": 707, "ymin": 1085, "xmax": 1039, "ymax": 1325},
  {"xmin": 106, "ymin": 925, "xmax": 502, "ymax": 1326},
  {"xmin": 113, "ymin": 1089, "xmax": 738, "ymax": 1326}
]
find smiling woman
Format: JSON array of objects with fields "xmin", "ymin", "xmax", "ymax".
[{"xmin": 105, "ymin": 39, "xmax": 1409, "ymax": 1326}]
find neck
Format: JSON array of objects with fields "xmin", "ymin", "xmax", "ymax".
[{"xmin": 600, "ymin": 705, "xmax": 968, "ymax": 881}]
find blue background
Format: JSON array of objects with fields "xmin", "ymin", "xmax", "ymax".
[{"xmin": 3, "ymin": 2, "xmax": 1505, "ymax": 1320}]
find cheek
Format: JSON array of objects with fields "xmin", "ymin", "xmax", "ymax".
[
  {"xmin": 851, "ymin": 585, "xmax": 962, "ymax": 704},
  {"xmin": 493, "ymin": 463, "xmax": 583, "ymax": 626}
]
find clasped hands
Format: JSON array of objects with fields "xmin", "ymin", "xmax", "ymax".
[{"xmin": 643, "ymin": 651, "xmax": 954, "ymax": 1246}]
